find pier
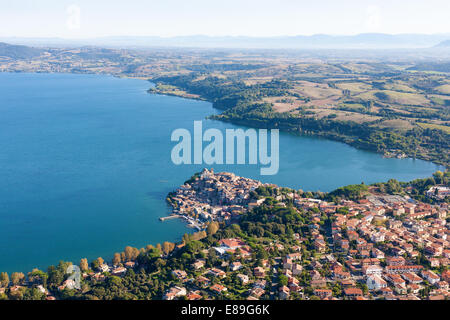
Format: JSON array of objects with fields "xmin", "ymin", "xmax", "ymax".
[{"xmin": 159, "ymin": 215, "xmax": 180, "ymax": 221}]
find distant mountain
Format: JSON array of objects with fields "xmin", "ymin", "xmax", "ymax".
[
  {"xmin": 2, "ymin": 33, "xmax": 450, "ymax": 49},
  {"xmin": 408, "ymin": 62, "xmax": 450, "ymax": 73},
  {"xmin": 0, "ymin": 42, "xmax": 43, "ymax": 59},
  {"xmin": 66, "ymin": 33, "xmax": 450, "ymax": 49},
  {"xmin": 92, "ymin": 34, "xmax": 450, "ymax": 49},
  {"xmin": 435, "ymin": 40, "xmax": 450, "ymax": 48}
]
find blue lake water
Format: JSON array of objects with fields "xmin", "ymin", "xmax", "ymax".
[{"xmin": 0, "ymin": 72, "xmax": 443, "ymax": 273}]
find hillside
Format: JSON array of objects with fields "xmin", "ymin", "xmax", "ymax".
[
  {"xmin": 0, "ymin": 42, "xmax": 43, "ymax": 59},
  {"xmin": 435, "ymin": 40, "xmax": 450, "ymax": 48}
]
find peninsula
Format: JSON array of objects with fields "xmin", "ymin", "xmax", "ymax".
[{"xmin": 1, "ymin": 169, "xmax": 448, "ymax": 300}]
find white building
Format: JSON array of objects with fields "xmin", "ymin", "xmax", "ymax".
[{"xmin": 367, "ymin": 274, "xmax": 388, "ymax": 291}]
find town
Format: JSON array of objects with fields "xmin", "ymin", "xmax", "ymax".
[
  {"xmin": 166, "ymin": 168, "xmax": 267, "ymax": 229},
  {"xmin": 160, "ymin": 169, "xmax": 449, "ymax": 300},
  {"xmin": 0, "ymin": 169, "xmax": 448, "ymax": 301}
]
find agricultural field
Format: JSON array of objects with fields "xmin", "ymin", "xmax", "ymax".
[{"xmin": 418, "ymin": 122, "xmax": 450, "ymax": 134}]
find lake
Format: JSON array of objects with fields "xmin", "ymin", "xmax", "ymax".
[{"xmin": 0, "ymin": 72, "xmax": 442, "ymax": 273}]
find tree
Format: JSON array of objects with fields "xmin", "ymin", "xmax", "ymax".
[
  {"xmin": 91, "ymin": 257, "xmax": 104, "ymax": 271},
  {"xmin": 132, "ymin": 247, "xmax": 140, "ymax": 260},
  {"xmin": 79, "ymin": 258, "xmax": 89, "ymax": 272},
  {"xmin": 10, "ymin": 272, "xmax": 25, "ymax": 285},
  {"xmin": 0, "ymin": 272, "xmax": 9, "ymax": 287},
  {"xmin": 23, "ymin": 287, "xmax": 45, "ymax": 300},
  {"xmin": 47, "ymin": 265, "xmax": 64, "ymax": 286},
  {"xmin": 28, "ymin": 269, "xmax": 48, "ymax": 287},
  {"xmin": 124, "ymin": 246, "xmax": 134, "ymax": 261},
  {"xmin": 278, "ymin": 274, "xmax": 288, "ymax": 287},
  {"xmin": 162, "ymin": 242, "xmax": 174, "ymax": 255},
  {"xmin": 433, "ymin": 171, "xmax": 444, "ymax": 184},
  {"xmin": 182, "ymin": 233, "xmax": 191, "ymax": 244},
  {"xmin": 113, "ymin": 253, "xmax": 121, "ymax": 266},
  {"xmin": 207, "ymin": 222, "xmax": 219, "ymax": 235}
]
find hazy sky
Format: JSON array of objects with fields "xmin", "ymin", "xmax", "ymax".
[{"xmin": 1, "ymin": 0, "xmax": 450, "ymax": 38}]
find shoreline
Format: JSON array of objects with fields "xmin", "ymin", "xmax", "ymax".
[
  {"xmin": 0, "ymin": 71, "xmax": 445, "ymax": 276},
  {"xmin": 148, "ymin": 87, "xmax": 448, "ymax": 169},
  {"xmin": 2, "ymin": 70, "xmax": 446, "ymax": 168},
  {"xmin": 1, "ymin": 167, "xmax": 448, "ymax": 300}
]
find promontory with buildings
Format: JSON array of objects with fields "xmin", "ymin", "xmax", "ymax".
[{"xmin": 1, "ymin": 169, "xmax": 449, "ymax": 300}]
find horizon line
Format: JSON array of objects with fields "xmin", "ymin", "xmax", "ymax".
[{"xmin": 2, "ymin": 32, "xmax": 450, "ymax": 41}]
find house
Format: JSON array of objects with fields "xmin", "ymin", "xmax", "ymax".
[
  {"xmin": 124, "ymin": 261, "xmax": 136, "ymax": 268},
  {"xmin": 163, "ymin": 286, "xmax": 186, "ymax": 300},
  {"xmin": 310, "ymin": 269, "xmax": 322, "ymax": 281},
  {"xmin": 237, "ymin": 274, "xmax": 249, "ymax": 284},
  {"xmin": 58, "ymin": 279, "xmax": 76, "ymax": 291},
  {"xmin": 386, "ymin": 256, "xmax": 405, "ymax": 266},
  {"xmin": 371, "ymin": 232, "xmax": 385, "ymax": 243},
  {"xmin": 279, "ymin": 286, "xmax": 290, "ymax": 300},
  {"xmin": 421, "ymin": 270, "xmax": 440, "ymax": 285},
  {"xmin": 99, "ymin": 264, "xmax": 110, "ymax": 273},
  {"xmin": 442, "ymin": 270, "xmax": 450, "ymax": 283},
  {"xmin": 110, "ymin": 267, "xmax": 127, "ymax": 277},
  {"xmin": 254, "ymin": 267, "xmax": 266, "ymax": 278},
  {"xmin": 426, "ymin": 186, "xmax": 450, "ymax": 199},
  {"xmin": 362, "ymin": 265, "xmax": 383, "ymax": 276},
  {"xmin": 313, "ymin": 289, "xmax": 332, "ymax": 299},
  {"xmin": 208, "ymin": 268, "xmax": 226, "ymax": 278},
  {"xmin": 214, "ymin": 238, "xmax": 246, "ymax": 255},
  {"xmin": 253, "ymin": 279, "xmax": 267, "ymax": 289},
  {"xmin": 210, "ymin": 284, "xmax": 227, "ymax": 294},
  {"xmin": 314, "ymin": 239, "xmax": 327, "ymax": 252},
  {"xmin": 408, "ymin": 283, "xmax": 422, "ymax": 294},
  {"xmin": 385, "ymin": 265, "xmax": 423, "ymax": 274},
  {"xmin": 425, "ymin": 244, "xmax": 443, "ymax": 257},
  {"xmin": 287, "ymin": 252, "xmax": 302, "ymax": 261},
  {"xmin": 371, "ymin": 248, "xmax": 385, "ymax": 259},
  {"xmin": 394, "ymin": 283, "xmax": 407, "ymax": 295},
  {"xmin": 386, "ymin": 274, "xmax": 406, "ymax": 286},
  {"xmin": 249, "ymin": 287, "xmax": 265, "ymax": 299},
  {"xmin": 292, "ymin": 264, "xmax": 303, "ymax": 276},
  {"xmin": 367, "ymin": 274, "xmax": 387, "ymax": 291},
  {"xmin": 192, "ymin": 259, "xmax": 206, "ymax": 270},
  {"xmin": 172, "ymin": 269, "xmax": 188, "ymax": 281},
  {"xmin": 218, "ymin": 238, "xmax": 245, "ymax": 249},
  {"xmin": 196, "ymin": 276, "xmax": 211, "ymax": 288},
  {"xmin": 437, "ymin": 281, "xmax": 448, "ymax": 290},
  {"xmin": 402, "ymin": 272, "xmax": 423, "ymax": 284},
  {"xmin": 36, "ymin": 285, "xmax": 47, "ymax": 295},
  {"xmin": 343, "ymin": 287, "xmax": 363, "ymax": 298},
  {"xmin": 230, "ymin": 261, "xmax": 242, "ymax": 271},
  {"xmin": 187, "ymin": 290, "xmax": 202, "ymax": 300},
  {"xmin": 283, "ymin": 258, "xmax": 293, "ymax": 270}
]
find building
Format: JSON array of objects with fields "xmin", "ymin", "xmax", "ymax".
[
  {"xmin": 344, "ymin": 287, "xmax": 363, "ymax": 298},
  {"xmin": 367, "ymin": 274, "xmax": 387, "ymax": 291},
  {"xmin": 254, "ymin": 267, "xmax": 266, "ymax": 278},
  {"xmin": 313, "ymin": 289, "xmax": 332, "ymax": 299},
  {"xmin": 163, "ymin": 286, "xmax": 187, "ymax": 300}
]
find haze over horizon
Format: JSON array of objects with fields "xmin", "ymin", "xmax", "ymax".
[{"xmin": 2, "ymin": 0, "xmax": 450, "ymax": 39}]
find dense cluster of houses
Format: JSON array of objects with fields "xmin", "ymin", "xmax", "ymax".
[
  {"xmin": 162, "ymin": 171, "xmax": 449, "ymax": 300},
  {"xmin": 168, "ymin": 168, "xmax": 264, "ymax": 228},
  {"xmin": 289, "ymin": 193, "xmax": 449, "ymax": 300}
]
